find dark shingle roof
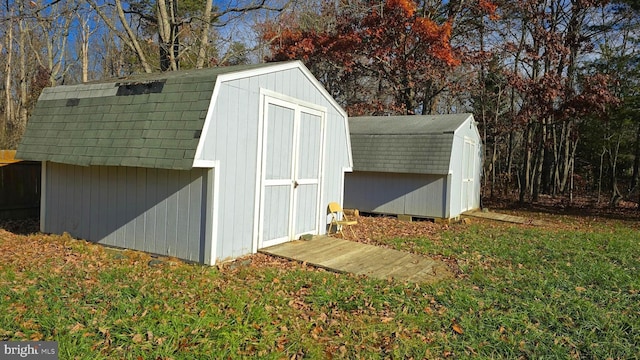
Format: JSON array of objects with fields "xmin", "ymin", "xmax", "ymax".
[
  {"xmin": 349, "ymin": 114, "xmax": 470, "ymax": 135},
  {"xmin": 16, "ymin": 63, "xmax": 273, "ymax": 170},
  {"xmin": 349, "ymin": 114, "xmax": 473, "ymax": 174}
]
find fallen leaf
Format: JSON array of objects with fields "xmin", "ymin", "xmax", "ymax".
[
  {"xmin": 132, "ymin": 333, "xmax": 144, "ymax": 343},
  {"xmin": 575, "ymin": 286, "xmax": 586, "ymax": 292},
  {"xmin": 452, "ymin": 323, "xmax": 464, "ymax": 335},
  {"xmin": 69, "ymin": 323, "xmax": 85, "ymax": 333}
]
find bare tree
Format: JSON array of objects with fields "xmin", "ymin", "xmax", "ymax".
[{"xmin": 90, "ymin": 0, "xmax": 290, "ymax": 72}]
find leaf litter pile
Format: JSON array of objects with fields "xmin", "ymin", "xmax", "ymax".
[
  {"xmin": 341, "ymin": 214, "xmax": 445, "ymax": 246},
  {"xmin": 0, "ymin": 214, "xmax": 637, "ymax": 359}
]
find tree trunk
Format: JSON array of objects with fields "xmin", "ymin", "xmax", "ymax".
[
  {"xmin": 491, "ymin": 132, "xmax": 498, "ymax": 198},
  {"xmin": 629, "ymin": 122, "xmax": 640, "ymax": 195},
  {"xmin": 196, "ymin": 0, "xmax": 214, "ymax": 69},
  {"xmin": 507, "ymin": 130, "xmax": 514, "ymax": 183},
  {"xmin": 609, "ymin": 134, "xmax": 623, "ymax": 207},
  {"xmin": 520, "ymin": 126, "xmax": 534, "ymax": 203},
  {"xmin": 542, "ymin": 118, "xmax": 554, "ymax": 195},
  {"xmin": 81, "ymin": 21, "xmax": 90, "ymax": 82},
  {"xmin": 115, "ymin": 0, "xmax": 153, "ymax": 73},
  {"xmin": 559, "ymin": 126, "xmax": 576, "ymax": 194},
  {"xmin": 89, "ymin": 0, "xmax": 153, "ymax": 73},
  {"xmin": 17, "ymin": 5, "xmax": 29, "ymax": 147},
  {"xmin": 597, "ymin": 147, "xmax": 605, "ymax": 205},
  {"xmin": 532, "ymin": 124, "xmax": 545, "ymax": 202},
  {"xmin": 569, "ymin": 149, "xmax": 575, "ymax": 204},
  {"xmin": 76, "ymin": 9, "xmax": 96, "ymax": 83},
  {"xmin": 3, "ymin": 19, "xmax": 14, "ymax": 147},
  {"xmin": 551, "ymin": 121, "xmax": 562, "ymax": 195},
  {"xmin": 157, "ymin": 0, "xmax": 179, "ymax": 71}
]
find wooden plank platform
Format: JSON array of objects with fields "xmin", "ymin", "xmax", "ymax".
[
  {"xmin": 463, "ymin": 210, "xmax": 546, "ymax": 226},
  {"xmin": 259, "ymin": 236, "xmax": 453, "ymax": 283}
]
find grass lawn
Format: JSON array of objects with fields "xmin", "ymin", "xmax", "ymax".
[{"xmin": 0, "ymin": 214, "xmax": 638, "ymax": 359}]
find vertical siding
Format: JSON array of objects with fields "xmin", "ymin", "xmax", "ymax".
[
  {"xmin": 344, "ymin": 172, "xmax": 448, "ymax": 219},
  {"xmin": 196, "ymin": 67, "xmax": 350, "ymax": 262},
  {"xmin": 44, "ymin": 163, "xmax": 209, "ymax": 263},
  {"xmin": 154, "ymin": 169, "xmax": 168, "ymax": 255}
]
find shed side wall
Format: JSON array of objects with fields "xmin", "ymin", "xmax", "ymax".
[
  {"xmin": 344, "ymin": 171, "xmax": 448, "ymax": 218},
  {"xmin": 197, "ymin": 67, "xmax": 350, "ymax": 261},
  {"xmin": 43, "ymin": 162, "xmax": 209, "ymax": 263}
]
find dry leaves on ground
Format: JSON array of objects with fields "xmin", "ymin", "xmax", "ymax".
[{"xmin": 339, "ymin": 214, "xmax": 446, "ymax": 246}]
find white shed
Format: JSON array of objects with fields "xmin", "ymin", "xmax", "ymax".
[
  {"xmin": 344, "ymin": 114, "xmax": 481, "ymax": 220},
  {"xmin": 16, "ymin": 61, "xmax": 353, "ymax": 264}
]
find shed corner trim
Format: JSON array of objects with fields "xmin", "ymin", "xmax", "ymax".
[
  {"xmin": 193, "ymin": 159, "xmax": 218, "ymax": 168},
  {"xmin": 202, "ymin": 160, "xmax": 220, "ymax": 266}
]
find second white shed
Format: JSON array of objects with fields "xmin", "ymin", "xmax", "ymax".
[{"xmin": 344, "ymin": 114, "xmax": 481, "ymax": 220}]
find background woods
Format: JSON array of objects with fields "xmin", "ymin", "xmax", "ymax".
[{"xmin": 1, "ymin": 0, "xmax": 639, "ymax": 206}]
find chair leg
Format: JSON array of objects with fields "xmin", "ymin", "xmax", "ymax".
[
  {"xmin": 348, "ymin": 226, "xmax": 356, "ymax": 238},
  {"xmin": 329, "ymin": 222, "xmax": 342, "ymax": 237}
]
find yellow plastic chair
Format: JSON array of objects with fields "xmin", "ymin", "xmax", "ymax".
[{"xmin": 328, "ymin": 202, "xmax": 357, "ymax": 238}]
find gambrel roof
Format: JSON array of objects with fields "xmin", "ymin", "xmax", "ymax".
[
  {"xmin": 349, "ymin": 114, "xmax": 474, "ymax": 175},
  {"xmin": 16, "ymin": 63, "xmax": 276, "ymax": 170}
]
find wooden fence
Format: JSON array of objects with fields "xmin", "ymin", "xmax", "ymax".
[{"xmin": 0, "ymin": 150, "xmax": 41, "ymax": 219}]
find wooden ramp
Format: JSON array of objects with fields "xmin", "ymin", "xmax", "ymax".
[
  {"xmin": 463, "ymin": 210, "xmax": 546, "ymax": 226},
  {"xmin": 259, "ymin": 236, "xmax": 452, "ymax": 283}
]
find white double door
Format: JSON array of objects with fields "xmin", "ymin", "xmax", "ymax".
[{"xmin": 258, "ymin": 95, "xmax": 325, "ymax": 248}]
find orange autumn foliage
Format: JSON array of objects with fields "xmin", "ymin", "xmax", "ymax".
[
  {"xmin": 478, "ymin": 0, "xmax": 498, "ymax": 15},
  {"xmin": 414, "ymin": 18, "xmax": 459, "ymax": 66},
  {"xmin": 386, "ymin": 0, "xmax": 417, "ymax": 17},
  {"xmin": 261, "ymin": 0, "xmax": 498, "ymax": 114}
]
